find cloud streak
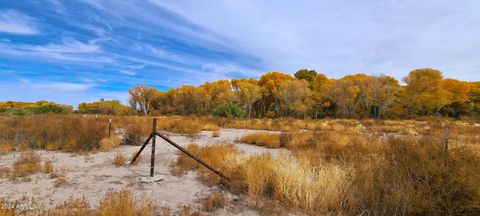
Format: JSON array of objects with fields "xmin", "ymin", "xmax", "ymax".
[{"xmin": 0, "ymin": 9, "xmax": 39, "ymax": 34}]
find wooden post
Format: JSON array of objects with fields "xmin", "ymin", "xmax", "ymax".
[
  {"xmin": 150, "ymin": 118, "xmax": 157, "ymax": 177},
  {"xmin": 108, "ymin": 118, "xmax": 112, "ymax": 139}
]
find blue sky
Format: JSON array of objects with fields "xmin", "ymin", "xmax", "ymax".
[{"xmin": 0, "ymin": 0, "xmax": 479, "ymax": 107}]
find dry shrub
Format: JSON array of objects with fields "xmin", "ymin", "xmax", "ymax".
[
  {"xmin": 160, "ymin": 207, "xmax": 171, "ymax": 216},
  {"xmin": 350, "ymin": 136, "xmax": 480, "ymax": 215},
  {"xmin": 113, "ymin": 152, "xmax": 126, "ymax": 167},
  {"xmin": 240, "ymin": 133, "xmax": 281, "ymax": 148},
  {"xmin": 197, "ymin": 190, "xmax": 229, "ymax": 212},
  {"xmin": 279, "ymin": 132, "xmax": 316, "ymax": 149},
  {"xmin": 97, "ymin": 189, "xmax": 136, "ymax": 216},
  {"xmin": 0, "ymin": 114, "xmax": 110, "ymax": 152},
  {"xmin": 96, "ymin": 189, "xmax": 156, "ymax": 216},
  {"xmin": 0, "ymin": 141, "xmax": 14, "ymax": 154},
  {"xmin": 54, "ymin": 177, "xmax": 66, "ymax": 188},
  {"xmin": 167, "ymin": 119, "xmax": 202, "ymax": 137},
  {"xmin": 202, "ymin": 123, "xmax": 220, "ymax": 131},
  {"xmin": 170, "ymin": 143, "xmax": 236, "ymax": 185},
  {"xmin": 43, "ymin": 196, "xmax": 92, "ymax": 216},
  {"xmin": 272, "ymin": 157, "xmax": 351, "ymax": 212},
  {"xmin": 211, "ymin": 131, "xmax": 221, "ymax": 138},
  {"xmin": 12, "ymin": 152, "xmax": 41, "ymax": 178},
  {"xmin": 178, "ymin": 206, "xmax": 202, "ymax": 216},
  {"xmin": 42, "ymin": 161, "xmax": 53, "ymax": 173},
  {"xmin": 124, "ymin": 123, "xmax": 150, "ymax": 145},
  {"xmin": 136, "ymin": 194, "xmax": 156, "ymax": 216},
  {"xmin": 99, "ymin": 136, "xmax": 121, "ymax": 151},
  {"xmin": 171, "ymin": 144, "xmax": 352, "ymax": 214}
]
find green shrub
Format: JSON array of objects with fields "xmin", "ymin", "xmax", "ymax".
[{"xmin": 213, "ymin": 104, "xmax": 244, "ymax": 118}]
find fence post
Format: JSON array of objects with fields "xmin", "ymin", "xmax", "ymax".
[
  {"xmin": 150, "ymin": 118, "xmax": 157, "ymax": 177},
  {"xmin": 108, "ymin": 118, "xmax": 112, "ymax": 139}
]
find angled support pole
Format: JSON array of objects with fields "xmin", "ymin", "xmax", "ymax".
[
  {"xmin": 129, "ymin": 133, "xmax": 153, "ymax": 165},
  {"xmin": 155, "ymin": 131, "xmax": 227, "ymax": 179}
]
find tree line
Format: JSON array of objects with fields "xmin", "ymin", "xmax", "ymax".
[
  {"xmin": 1, "ymin": 68, "xmax": 478, "ymax": 119},
  {"xmin": 128, "ymin": 68, "xmax": 479, "ymax": 119}
]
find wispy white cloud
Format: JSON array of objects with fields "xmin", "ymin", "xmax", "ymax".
[
  {"xmin": 0, "ymin": 38, "xmax": 112, "ymax": 64},
  {"xmin": 0, "ymin": 10, "xmax": 39, "ymax": 34},
  {"xmin": 19, "ymin": 79, "xmax": 95, "ymax": 92},
  {"xmin": 30, "ymin": 38, "xmax": 100, "ymax": 53}
]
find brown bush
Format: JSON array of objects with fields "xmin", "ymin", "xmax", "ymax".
[
  {"xmin": 113, "ymin": 152, "xmax": 126, "ymax": 167},
  {"xmin": 54, "ymin": 177, "xmax": 66, "ymax": 188},
  {"xmin": 240, "ymin": 133, "xmax": 281, "ymax": 148},
  {"xmin": 42, "ymin": 161, "xmax": 53, "ymax": 173},
  {"xmin": 43, "ymin": 196, "xmax": 92, "ymax": 216},
  {"xmin": 99, "ymin": 136, "xmax": 121, "ymax": 151},
  {"xmin": 0, "ymin": 114, "xmax": 110, "ymax": 152},
  {"xmin": 12, "ymin": 152, "xmax": 41, "ymax": 178},
  {"xmin": 97, "ymin": 189, "xmax": 155, "ymax": 216},
  {"xmin": 197, "ymin": 190, "xmax": 229, "ymax": 212}
]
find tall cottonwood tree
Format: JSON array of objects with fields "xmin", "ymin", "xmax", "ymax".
[
  {"xmin": 403, "ymin": 69, "xmax": 452, "ymax": 116},
  {"xmin": 232, "ymin": 78, "xmax": 261, "ymax": 118},
  {"xmin": 278, "ymin": 79, "xmax": 312, "ymax": 118},
  {"xmin": 128, "ymin": 85, "xmax": 157, "ymax": 116},
  {"xmin": 259, "ymin": 71, "xmax": 295, "ymax": 117}
]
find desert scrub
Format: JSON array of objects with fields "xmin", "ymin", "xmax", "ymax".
[
  {"xmin": 99, "ymin": 135, "xmax": 121, "ymax": 150},
  {"xmin": 113, "ymin": 152, "xmax": 126, "ymax": 167},
  {"xmin": 197, "ymin": 190, "xmax": 229, "ymax": 212},
  {"xmin": 171, "ymin": 144, "xmax": 352, "ymax": 214},
  {"xmin": 11, "ymin": 152, "xmax": 41, "ymax": 178},
  {"xmin": 97, "ymin": 189, "xmax": 156, "ymax": 216},
  {"xmin": 240, "ymin": 132, "xmax": 281, "ymax": 148},
  {"xmin": 42, "ymin": 160, "xmax": 53, "ymax": 173},
  {"xmin": 0, "ymin": 114, "xmax": 110, "ymax": 152}
]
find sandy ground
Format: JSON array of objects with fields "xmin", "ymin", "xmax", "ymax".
[{"xmin": 0, "ymin": 129, "xmax": 289, "ymax": 215}]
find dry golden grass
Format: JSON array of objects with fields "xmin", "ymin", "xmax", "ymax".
[
  {"xmin": 11, "ymin": 152, "xmax": 41, "ymax": 178},
  {"xmin": 96, "ymin": 189, "xmax": 156, "ymax": 216},
  {"xmin": 2, "ymin": 189, "xmax": 155, "ymax": 216},
  {"xmin": 0, "ymin": 114, "xmax": 111, "ymax": 152},
  {"xmin": 272, "ymin": 157, "xmax": 351, "ymax": 212},
  {"xmin": 172, "ymin": 122, "xmax": 480, "ymax": 215},
  {"xmin": 0, "ymin": 141, "xmax": 14, "ymax": 154},
  {"xmin": 167, "ymin": 118, "xmax": 203, "ymax": 137},
  {"xmin": 42, "ymin": 161, "xmax": 53, "ymax": 173},
  {"xmin": 178, "ymin": 206, "xmax": 203, "ymax": 216},
  {"xmin": 43, "ymin": 196, "xmax": 92, "ymax": 216},
  {"xmin": 197, "ymin": 190, "xmax": 229, "ymax": 212},
  {"xmin": 99, "ymin": 136, "xmax": 121, "ymax": 151},
  {"xmin": 113, "ymin": 152, "xmax": 126, "ymax": 167},
  {"xmin": 240, "ymin": 133, "xmax": 281, "ymax": 148},
  {"xmin": 202, "ymin": 123, "xmax": 220, "ymax": 131},
  {"xmin": 96, "ymin": 189, "xmax": 136, "ymax": 216},
  {"xmin": 171, "ymin": 143, "xmax": 352, "ymax": 214}
]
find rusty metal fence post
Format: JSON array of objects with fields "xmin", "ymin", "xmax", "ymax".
[{"xmin": 150, "ymin": 118, "xmax": 157, "ymax": 177}]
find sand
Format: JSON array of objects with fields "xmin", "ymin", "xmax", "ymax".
[{"xmin": 0, "ymin": 128, "xmax": 289, "ymax": 215}]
